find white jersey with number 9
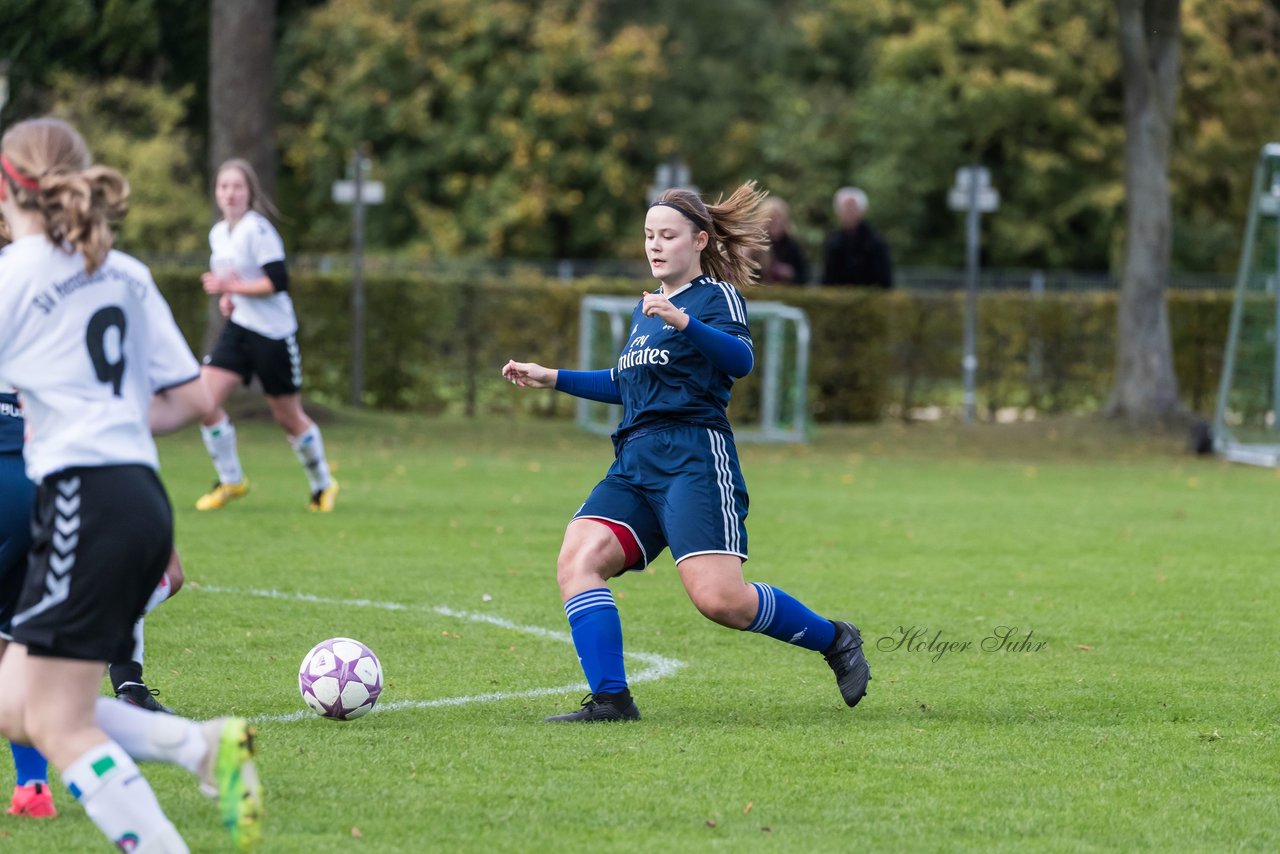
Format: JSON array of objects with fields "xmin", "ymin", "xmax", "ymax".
[{"xmin": 0, "ymin": 235, "xmax": 200, "ymax": 482}]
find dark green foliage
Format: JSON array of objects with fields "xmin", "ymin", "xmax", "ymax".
[{"xmin": 152, "ymin": 271, "xmax": 1234, "ymax": 422}]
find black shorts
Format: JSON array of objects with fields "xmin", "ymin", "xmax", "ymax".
[
  {"xmin": 10, "ymin": 465, "xmax": 173, "ymax": 662},
  {"xmin": 205, "ymin": 319, "xmax": 302, "ymax": 396}
]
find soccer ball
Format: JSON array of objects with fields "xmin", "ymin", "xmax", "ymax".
[{"xmin": 298, "ymin": 637, "xmax": 383, "ymax": 720}]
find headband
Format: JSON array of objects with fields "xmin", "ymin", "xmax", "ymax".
[
  {"xmin": 1, "ymin": 154, "xmax": 40, "ymax": 192},
  {"xmin": 649, "ymin": 200, "xmax": 709, "ymax": 233}
]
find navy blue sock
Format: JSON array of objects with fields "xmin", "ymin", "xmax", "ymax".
[
  {"xmin": 10, "ymin": 741, "xmax": 49, "ymax": 786},
  {"xmin": 745, "ymin": 582, "xmax": 837, "ymax": 652},
  {"xmin": 564, "ymin": 588, "xmax": 628, "ymax": 694}
]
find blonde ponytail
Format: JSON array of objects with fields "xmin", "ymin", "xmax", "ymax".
[{"xmin": 1, "ymin": 117, "xmax": 129, "ymax": 274}]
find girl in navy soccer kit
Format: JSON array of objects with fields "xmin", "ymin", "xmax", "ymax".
[
  {"xmin": 0, "ymin": 386, "xmax": 54, "ymax": 817},
  {"xmin": 0, "ymin": 117, "xmax": 262, "ymax": 851},
  {"xmin": 504, "ymin": 182, "xmax": 870, "ymax": 721}
]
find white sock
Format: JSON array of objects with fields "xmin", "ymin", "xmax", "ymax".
[
  {"xmin": 200, "ymin": 415, "xmax": 244, "ymax": 485},
  {"xmin": 62, "ymin": 740, "xmax": 188, "ymax": 852},
  {"xmin": 95, "ymin": 697, "xmax": 207, "ymax": 774},
  {"xmin": 143, "ymin": 573, "xmax": 172, "ymax": 615},
  {"xmin": 290, "ymin": 423, "xmax": 332, "ymax": 493},
  {"xmin": 130, "ymin": 617, "xmax": 146, "ymax": 666}
]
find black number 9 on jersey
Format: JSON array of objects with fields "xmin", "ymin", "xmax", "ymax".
[{"xmin": 86, "ymin": 306, "xmax": 127, "ymax": 396}]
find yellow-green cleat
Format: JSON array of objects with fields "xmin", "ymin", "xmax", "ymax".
[
  {"xmin": 196, "ymin": 480, "xmax": 249, "ymax": 511},
  {"xmin": 199, "ymin": 717, "xmax": 263, "ymax": 852},
  {"xmin": 308, "ymin": 480, "xmax": 339, "ymax": 513}
]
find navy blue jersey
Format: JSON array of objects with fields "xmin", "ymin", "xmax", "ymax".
[
  {"xmin": 612, "ymin": 275, "xmax": 752, "ymax": 439},
  {"xmin": 0, "ymin": 391, "xmax": 22, "ymax": 455}
]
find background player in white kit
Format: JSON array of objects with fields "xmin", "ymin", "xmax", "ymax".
[
  {"xmin": 196, "ymin": 158, "xmax": 338, "ymax": 512},
  {"xmin": 0, "ymin": 117, "xmax": 263, "ymax": 852}
]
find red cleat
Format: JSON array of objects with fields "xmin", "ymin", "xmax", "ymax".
[{"xmin": 8, "ymin": 782, "xmax": 58, "ymax": 818}]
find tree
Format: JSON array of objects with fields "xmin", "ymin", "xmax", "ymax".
[
  {"xmin": 206, "ymin": 0, "xmax": 278, "ymax": 351},
  {"xmin": 276, "ymin": 0, "xmax": 666, "ymax": 258},
  {"xmin": 772, "ymin": 0, "xmax": 1130, "ymax": 270},
  {"xmin": 209, "ymin": 0, "xmax": 277, "ymax": 197},
  {"xmin": 52, "ymin": 75, "xmax": 208, "ymax": 256},
  {"xmin": 1108, "ymin": 0, "xmax": 1183, "ymax": 424}
]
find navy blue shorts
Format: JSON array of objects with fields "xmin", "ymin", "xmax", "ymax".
[
  {"xmin": 575, "ymin": 424, "xmax": 748, "ymax": 572},
  {"xmin": 0, "ymin": 453, "xmax": 36, "ymax": 639}
]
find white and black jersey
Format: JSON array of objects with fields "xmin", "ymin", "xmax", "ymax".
[
  {"xmin": 0, "ymin": 236, "xmax": 201, "ymax": 482},
  {"xmin": 209, "ymin": 210, "xmax": 296, "ymax": 339}
]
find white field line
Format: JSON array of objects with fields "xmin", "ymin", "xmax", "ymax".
[{"xmin": 198, "ymin": 585, "xmax": 685, "ymax": 723}]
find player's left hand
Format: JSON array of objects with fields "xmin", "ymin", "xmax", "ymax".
[{"xmin": 641, "ymin": 291, "xmax": 688, "ymax": 330}]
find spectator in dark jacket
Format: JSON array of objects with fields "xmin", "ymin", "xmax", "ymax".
[
  {"xmin": 822, "ymin": 186, "xmax": 893, "ymax": 288},
  {"xmin": 761, "ymin": 197, "xmax": 810, "ymax": 285}
]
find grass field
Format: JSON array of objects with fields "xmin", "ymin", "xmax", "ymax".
[{"xmin": 3, "ymin": 406, "xmax": 1276, "ymax": 852}]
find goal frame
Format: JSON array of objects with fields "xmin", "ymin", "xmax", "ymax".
[
  {"xmin": 576, "ymin": 295, "xmax": 811, "ymax": 443},
  {"xmin": 1212, "ymin": 143, "xmax": 1280, "ymax": 467}
]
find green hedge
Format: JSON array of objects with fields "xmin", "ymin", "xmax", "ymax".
[{"xmin": 153, "ymin": 270, "xmax": 1236, "ymax": 422}]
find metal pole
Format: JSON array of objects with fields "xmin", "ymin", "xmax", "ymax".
[
  {"xmin": 962, "ymin": 167, "xmax": 981, "ymax": 424},
  {"xmin": 1274, "ymin": 176, "xmax": 1280, "ymax": 432},
  {"xmin": 761, "ymin": 314, "xmax": 782, "ymax": 437},
  {"xmin": 1028, "ymin": 269, "xmax": 1045, "ymax": 402},
  {"xmin": 350, "ymin": 145, "xmax": 367, "ymax": 408},
  {"xmin": 1215, "ymin": 150, "xmax": 1269, "ymax": 446}
]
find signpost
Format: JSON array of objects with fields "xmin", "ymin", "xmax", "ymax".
[
  {"xmin": 947, "ymin": 165, "xmax": 999, "ymax": 424},
  {"xmin": 331, "ymin": 146, "xmax": 385, "ymax": 407},
  {"xmin": 646, "ymin": 158, "xmax": 696, "ymax": 204}
]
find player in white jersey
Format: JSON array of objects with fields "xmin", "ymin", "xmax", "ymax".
[
  {"xmin": 195, "ymin": 158, "xmax": 338, "ymax": 512},
  {"xmin": 1, "ymin": 384, "xmax": 184, "ymax": 821},
  {"xmin": 0, "ymin": 116, "xmax": 263, "ymax": 852}
]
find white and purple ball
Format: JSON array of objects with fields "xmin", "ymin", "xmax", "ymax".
[{"xmin": 298, "ymin": 637, "xmax": 383, "ymax": 720}]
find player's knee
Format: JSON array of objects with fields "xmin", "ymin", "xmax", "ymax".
[
  {"xmin": 21, "ymin": 709, "xmax": 55, "ymax": 754},
  {"xmin": 166, "ymin": 550, "xmax": 185, "ymax": 596},
  {"xmin": 555, "ymin": 536, "xmax": 614, "ymax": 591},
  {"xmin": 688, "ymin": 586, "xmax": 754, "ymax": 630},
  {"xmin": 0, "ymin": 693, "xmax": 26, "ymax": 744}
]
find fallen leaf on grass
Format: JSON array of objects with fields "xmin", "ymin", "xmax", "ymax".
[
  {"xmin": 1075, "ymin": 644, "xmax": 1094, "ymax": 652},
  {"xmin": 743, "ymin": 802, "xmax": 753, "ymax": 815}
]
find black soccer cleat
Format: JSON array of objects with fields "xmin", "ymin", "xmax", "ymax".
[
  {"xmin": 823, "ymin": 621, "xmax": 871, "ymax": 708},
  {"xmin": 115, "ymin": 682, "xmax": 175, "ymax": 714},
  {"xmin": 545, "ymin": 691, "xmax": 641, "ymax": 723}
]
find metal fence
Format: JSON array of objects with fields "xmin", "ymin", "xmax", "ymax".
[{"xmin": 141, "ymin": 253, "xmax": 1235, "ymax": 291}]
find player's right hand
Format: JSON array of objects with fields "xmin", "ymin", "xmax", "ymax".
[{"xmin": 502, "ymin": 360, "xmax": 555, "ymax": 389}]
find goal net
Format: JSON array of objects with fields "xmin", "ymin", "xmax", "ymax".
[
  {"xmin": 1213, "ymin": 143, "xmax": 1280, "ymax": 466},
  {"xmin": 577, "ymin": 295, "xmax": 810, "ymax": 442}
]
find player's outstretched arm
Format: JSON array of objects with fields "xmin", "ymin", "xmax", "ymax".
[
  {"xmin": 150, "ymin": 376, "xmax": 214, "ymax": 435},
  {"xmin": 503, "ymin": 360, "xmax": 557, "ymax": 389}
]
